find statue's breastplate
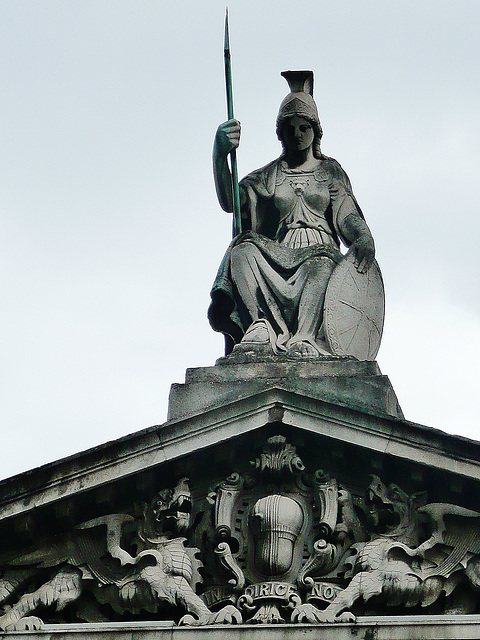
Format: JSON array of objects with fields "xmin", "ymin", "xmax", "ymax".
[{"xmin": 273, "ymin": 167, "xmax": 334, "ymax": 247}]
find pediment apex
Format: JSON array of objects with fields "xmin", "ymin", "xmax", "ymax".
[{"xmin": 1, "ymin": 384, "xmax": 480, "ymax": 526}]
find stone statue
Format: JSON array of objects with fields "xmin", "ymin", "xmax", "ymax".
[{"xmin": 209, "ymin": 70, "xmax": 378, "ymax": 358}]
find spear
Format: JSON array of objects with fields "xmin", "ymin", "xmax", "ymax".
[{"xmin": 224, "ymin": 8, "xmax": 242, "ymax": 236}]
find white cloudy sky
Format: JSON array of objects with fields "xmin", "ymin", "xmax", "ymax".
[{"xmin": 1, "ymin": 1, "xmax": 479, "ymax": 480}]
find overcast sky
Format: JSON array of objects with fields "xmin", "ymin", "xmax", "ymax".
[{"xmin": 1, "ymin": 1, "xmax": 479, "ymax": 481}]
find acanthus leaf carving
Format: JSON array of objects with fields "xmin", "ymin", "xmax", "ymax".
[
  {"xmin": 205, "ymin": 437, "xmax": 480, "ymax": 624},
  {"xmin": 250, "ymin": 435, "xmax": 305, "ymax": 476}
]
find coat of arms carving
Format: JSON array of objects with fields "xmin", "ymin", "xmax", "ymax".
[{"xmin": 2, "ymin": 434, "xmax": 480, "ymax": 629}]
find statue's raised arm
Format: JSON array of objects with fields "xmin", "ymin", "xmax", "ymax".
[{"xmin": 209, "ymin": 71, "xmax": 384, "ymax": 361}]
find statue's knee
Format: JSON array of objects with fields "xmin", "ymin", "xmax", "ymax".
[
  {"xmin": 231, "ymin": 243, "xmax": 250, "ymax": 259},
  {"xmin": 231, "ymin": 243, "xmax": 258, "ymax": 270}
]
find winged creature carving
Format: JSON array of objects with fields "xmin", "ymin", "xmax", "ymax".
[
  {"xmin": 293, "ymin": 475, "xmax": 480, "ymax": 623},
  {"xmin": 0, "ymin": 479, "xmax": 241, "ymax": 631}
]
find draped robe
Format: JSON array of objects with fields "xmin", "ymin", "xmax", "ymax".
[{"xmin": 208, "ymin": 155, "xmax": 364, "ymax": 355}]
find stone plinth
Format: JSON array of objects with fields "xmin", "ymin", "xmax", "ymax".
[{"xmin": 168, "ymin": 356, "xmax": 403, "ymax": 422}]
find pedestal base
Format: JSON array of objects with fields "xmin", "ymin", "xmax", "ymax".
[{"xmin": 168, "ymin": 355, "xmax": 403, "ymax": 421}]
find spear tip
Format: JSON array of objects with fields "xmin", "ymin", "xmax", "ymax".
[{"xmin": 224, "ymin": 7, "xmax": 230, "ymax": 53}]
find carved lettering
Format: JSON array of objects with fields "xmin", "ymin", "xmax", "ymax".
[
  {"xmin": 243, "ymin": 581, "xmax": 296, "ymax": 602},
  {"xmin": 307, "ymin": 581, "xmax": 343, "ymax": 604},
  {"xmin": 203, "ymin": 586, "xmax": 235, "ymax": 609}
]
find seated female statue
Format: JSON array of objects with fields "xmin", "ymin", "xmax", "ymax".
[{"xmin": 209, "ymin": 71, "xmax": 375, "ymax": 358}]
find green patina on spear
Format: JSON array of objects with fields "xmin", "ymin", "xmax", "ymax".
[{"xmin": 224, "ymin": 8, "xmax": 242, "ymax": 236}]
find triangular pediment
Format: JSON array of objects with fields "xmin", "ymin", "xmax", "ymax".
[
  {"xmin": 2, "ymin": 383, "xmax": 480, "ymax": 524},
  {"xmin": 1, "ymin": 364, "xmax": 480, "ymax": 633}
]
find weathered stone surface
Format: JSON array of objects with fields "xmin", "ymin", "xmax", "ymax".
[
  {"xmin": 0, "ymin": 54, "xmax": 475, "ymax": 636},
  {"xmin": 4, "ymin": 453, "xmax": 480, "ymax": 629},
  {"xmin": 168, "ymin": 358, "xmax": 403, "ymax": 421},
  {"xmin": 2, "ymin": 390, "xmax": 480, "ymax": 543},
  {"xmin": 0, "ymin": 479, "xmax": 244, "ymax": 631},
  {"xmin": 324, "ymin": 254, "xmax": 384, "ymax": 360},
  {"xmin": 2, "ymin": 388, "xmax": 480, "ymax": 523},
  {"xmin": 2, "ymin": 419, "xmax": 480, "ymax": 628},
  {"xmin": 5, "ymin": 616, "xmax": 480, "ymax": 639},
  {"xmin": 3, "ymin": 373, "xmax": 480, "ymax": 629}
]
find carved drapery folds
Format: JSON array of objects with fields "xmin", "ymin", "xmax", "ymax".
[{"xmin": 2, "ymin": 435, "xmax": 480, "ymax": 629}]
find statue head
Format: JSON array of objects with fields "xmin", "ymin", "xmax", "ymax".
[{"xmin": 276, "ymin": 70, "xmax": 323, "ymax": 158}]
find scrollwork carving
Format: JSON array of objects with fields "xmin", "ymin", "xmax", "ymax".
[
  {"xmin": 214, "ymin": 472, "xmax": 244, "ymax": 541},
  {"xmin": 214, "ymin": 541, "xmax": 245, "ymax": 591},
  {"xmin": 297, "ymin": 539, "xmax": 338, "ymax": 587},
  {"xmin": 4, "ymin": 434, "xmax": 480, "ymax": 628},
  {"xmin": 313, "ymin": 470, "xmax": 338, "ymax": 538},
  {"xmin": 313, "ymin": 475, "xmax": 480, "ymax": 622}
]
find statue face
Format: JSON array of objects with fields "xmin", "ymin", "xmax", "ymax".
[{"xmin": 282, "ymin": 116, "xmax": 314, "ymax": 153}]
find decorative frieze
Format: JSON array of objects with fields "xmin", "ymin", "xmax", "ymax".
[{"xmin": 2, "ymin": 435, "xmax": 480, "ymax": 630}]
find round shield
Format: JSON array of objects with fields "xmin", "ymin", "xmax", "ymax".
[{"xmin": 324, "ymin": 255, "xmax": 385, "ymax": 361}]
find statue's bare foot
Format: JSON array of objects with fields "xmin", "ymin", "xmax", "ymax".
[{"xmin": 287, "ymin": 341, "xmax": 319, "ymax": 358}]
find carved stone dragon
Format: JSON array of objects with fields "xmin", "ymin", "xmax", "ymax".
[
  {"xmin": 0, "ymin": 479, "xmax": 241, "ymax": 631},
  {"xmin": 293, "ymin": 475, "xmax": 480, "ymax": 623}
]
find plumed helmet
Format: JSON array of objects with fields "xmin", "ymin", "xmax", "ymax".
[{"xmin": 276, "ymin": 70, "xmax": 323, "ymax": 157}]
